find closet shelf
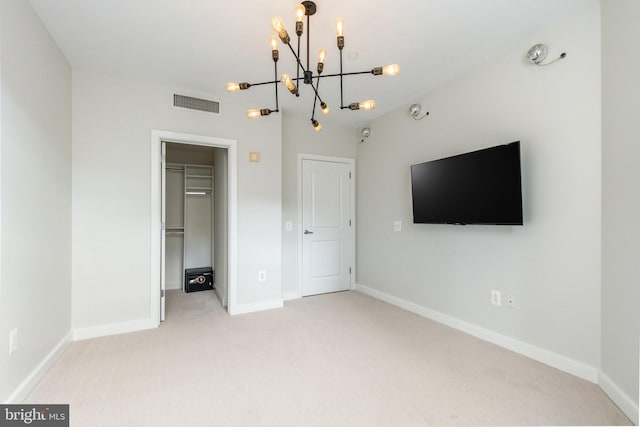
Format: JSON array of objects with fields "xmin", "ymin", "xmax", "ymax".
[{"xmin": 186, "ymin": 174, "xmax": 212, "ymax": 179}]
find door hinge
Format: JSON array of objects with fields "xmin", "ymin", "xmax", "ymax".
[
  {"xmin": 161, "ymin": 153, "xmax": 166, "ymax": 162},
  {"xmin": 349, "ymin": 267, "xmax": 352, "ymax": 275},
  {"xmin": 349, "ymin": 172, "xmax": 352, "ymax": 179},
  {"xmin": 162, "ymin": 222, "xmax": 166, "ymax": 231},
  {"xmin": 349, "ymin": 219, "xmax": 352, "ymax": 226},
  {"xmin": 161, "ymin": 289, "xmax": 165, "ymax": 298}
]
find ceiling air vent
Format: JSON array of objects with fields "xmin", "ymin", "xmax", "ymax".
[{"xmin": 173, "ymin": 94, "xmax": 220, "ymax": 114}]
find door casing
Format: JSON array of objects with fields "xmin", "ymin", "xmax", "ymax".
[
  {"xmin": 151, "ymin": 130, "xmax": 238, "ymax": 322},
  {"xmin": 297, "ymin": 153, "xmax": 356, "ymax": 298}
]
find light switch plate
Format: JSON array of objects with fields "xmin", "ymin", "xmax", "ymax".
[
  {"xmin": 393, "ymin": 221, "xmax": 402, "ymax": 232},
  {"xmin": 249, "ymin": 152, "xmax": 260, "ymax": 162}
]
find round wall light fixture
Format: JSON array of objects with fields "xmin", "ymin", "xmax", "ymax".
[
  {"xmin": 526, "ymin": 43, "xmax": 566, "ymax": 66},
  {"xmin": 409, "ymin": 103, "xmax": 429, "ymax": 120}
]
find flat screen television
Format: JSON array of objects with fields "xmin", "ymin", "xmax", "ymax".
[{"xmin": 410, "ymin": 141, "xmax": 523, "ymax": 225}]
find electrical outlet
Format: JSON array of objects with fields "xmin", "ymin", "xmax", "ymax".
[
  {"xmin": 393, "ymin": 221, "xmax": 402, "ymax": 232},
  {"xmin": 507, "ymin": 295, "xmax": 515, "ymax": 308},
  {"xmin": 491, "ymin": 290, "xmax": 501, "ymax": 306},
  {"xmin": 285, "ymin": 221, "xmax": 293, "ymax": 232},
  {"xmin": 258, "ymin": 270, "xmax": 267, "ymax": 282},
  {"xmin": 9, "ymin": 328, "xmax": 17, "ymax": 355}
]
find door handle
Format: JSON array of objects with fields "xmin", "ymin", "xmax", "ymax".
[{"xmin": 304, "ymin": 230, "xmax": 314, "ymax": 235}]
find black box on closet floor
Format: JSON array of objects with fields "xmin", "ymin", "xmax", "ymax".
[{"xmin": 184, "ymin": 267, "xmax": 215, "ymax": 293}]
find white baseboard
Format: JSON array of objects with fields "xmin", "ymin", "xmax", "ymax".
[
  {"xmin": 282, "ymin": 291, "xmax": 300, "ymax": 301},
  {"xmin": 7, "ymin": 331, "xmax": 73, "ymax": 403},
  {"xmin": 598, "ymin": 371, "xmax": 639, "ymax": 425},
  {"xmin": 355, "ymin": 283, "xmax": 599, "ymax": 383},
  {"xmin": 229, "ymin": 298, "xmax": 284, "ymax": 315},
  {"xmin": 73, "ymin": 318, "xmax": 157, "ymax": 341}
]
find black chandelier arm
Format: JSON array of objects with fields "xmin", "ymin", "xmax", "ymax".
[
  {"xmin": 274, "ymin": 60, "xmax": 280, "ymax": 112},
  {"xmin": 246, "ymin": 79, "xmax": 279, "ymax": 87},
  {"xmin": 316, "ymin": 70, "xmax": 378, "ymax": 79},
  {"xmin": 310, "ymin": 75, "xmax": 323, "ymax": 121},
  {"xmin": 311, "ymin": 83, "xmax": 318, "ymax": 121},
  {"xmin": 339, "ymin": 47, "xmax": 344, "ymax": 109},
  {"xmin": 244, "ymin": 68, "xmax": 377, "ymax": 87},
  {"xmin": 296, "ymin": 35, "xmax": 301, "ymax": 91},
  {"xmin": 286, "ymin": 42, "xmax": 309, "ymax": 76},
  {"xmin": 308, "ymin": 77, "xmax": 322, "ymax": 105},
  {"xmin": 306, "ymin": 12, "xmax": 311, "ymax": 71}
]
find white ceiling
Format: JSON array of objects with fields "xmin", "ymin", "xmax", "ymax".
[{"xmin": 29, "ymin": 0, "xmax": 590, "ymax": 129}]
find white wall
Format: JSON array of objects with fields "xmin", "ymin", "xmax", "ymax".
[
  {"xmin": 357, "ymin": 1, "xmax": 601, "ymax": 376},
  {"xmin": 0, "ymin": 0, "xmax": 72, "ymax": 402},
  {"xmin": 601, "ymin": 0, "xmax": 640, "ymax": 423},
  {"xmin": 72, "ymin": 70, "xmax": 282, "ymax": 332},
  {"xmin": 281, "ymin": 112, "xmax": 357, "ymax": 299}
]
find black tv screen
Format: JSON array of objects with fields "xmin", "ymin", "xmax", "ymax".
[{"xmin": 410, "ymin": 141, "xmax": 523, "ymax": 225}]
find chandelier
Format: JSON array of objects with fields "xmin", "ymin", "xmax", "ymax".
[{"xmin": 225, "ymin": 1, "xmax": 400, "ymax": 132}]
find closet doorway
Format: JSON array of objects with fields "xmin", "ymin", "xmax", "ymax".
[
  {"xmin": 151, "ymin": 131, "xmax": 237, "ymax": 324},
  {"xmin": 161, "ymin": 143, "xmax": 228, "ymax": 320}
]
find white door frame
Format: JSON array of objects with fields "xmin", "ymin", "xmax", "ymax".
[
  {"xmin": 160, "ymin": 142, "xmax": 167, "ymax": 321},
  {"xmin": 297, "ymin": 153, "xmax": 356, "ymax": 298},
  {"xmin": 151, "ymin": 130, "xmax": 238, "ymax": 323}
]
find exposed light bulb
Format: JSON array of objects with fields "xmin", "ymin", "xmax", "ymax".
[
  {"xmin": 272, "ymin": 16, "xmax": 290, "ymax": 43},
  {"xmin": 335, "ymin": 19, "xmax": 344, "ymax": 37},
  {"xmin": 335, "ymin": 19, "xmax": 344, "ymax": 50},
  {"xmin": 348, "ymin": 100, "xmax": 376, "ymax": 111},
  {"xmin": 382, "ymin": 64, "xmax": 400, "ymax": 76},
  {"xmin": 295, "ymin": 4, "xmax": 305, "ymax": 22},
  {"xmin": 247, "ymin": 109, "xmax": 261, "ymax": 119},
  {"xmin": 321, "ymin": 101, "xmax": 330, "ymax": 115},
  {"xmin": 294, "ymin": 4, "xmax": 305, "ymax": 35},
  {"xmin": 226, "ymin": 82, "xmax": 241, "ymax": 93},
  {"xmin": 317, "ymin": 48, "xmax": 327, "ymax": 74},
  {"xmin": 281, "ymin": 73, "xmax": 298, "ymax": 95},
  {"xmin": 318, "ymin": 48, "xmax": 327, "ymax": 63},
  {"xmin": 270, "ymin": 36, "xmax": 280, "ymax": 62},
  {"xmin": 312, "ymin": 119, "xmax": 323, "ymax": 132},
  {"xmin": 271, "ymin": 16, "xmax": 285, "ymax": 34},
  {"xmin": 227, "ymin": 82, "xmax": 249, "ymax": 92},
  {"xmin": 359, "ymin": 100, "xmax": 376, "ymax": 110},
  {"xmin": 247, "ymin": 109, "xmax": 271, "ymax": 119}
]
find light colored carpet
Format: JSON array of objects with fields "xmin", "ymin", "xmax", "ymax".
[{"xmin": 27, "ymin": 290, "xmax": 631, "ymax": 426}]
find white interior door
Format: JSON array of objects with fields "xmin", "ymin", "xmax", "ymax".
[
  {"xmin": 302, "ymin": 159, "xmax": 353, "ymax": 296},
  {"xmin": 160, "ymin": 142, "xmax": 167, "ymax": 321}
]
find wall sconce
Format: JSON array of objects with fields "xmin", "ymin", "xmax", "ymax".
[
  {"xmin": 409, "ymin": 103, "xmax": 429, "ymax": 120},
  {"xmin": 526, "ymin": 43, "xmax": 566, "ymax": 66},
  {"xmin": 360, "ymin": 127, "xmax": 371, "ymax": 143}
]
